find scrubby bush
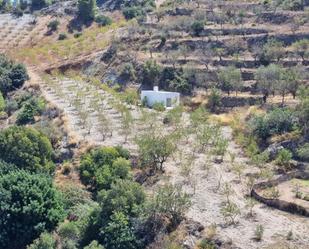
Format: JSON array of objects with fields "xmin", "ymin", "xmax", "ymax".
[
  {"xmin": 0, "ymin": 126, "xmax": 54, "ymax": 173},
  {"xmin": 27, "ymin": 232, "xmax": 57, "ymax": 249},
  {"xmin": 47, "ymin": 20, "xmax": 60, "ymax": 32},
  {"xmin": 275, "ymin": 148, "xmax": 292, "ymax": 170},
  {"xmin": 191, "ymin": 20, "xmax": 204, "ymax": 36},
  {"xmin": 16, "ymin": 96, "xmax": 46, "ymax": 125},
  {"xmin": 207, "ymin": 88, "xmax": 222, "ymax": 113},
  {"xmin": 254, "ymin": 224, "xmax": 264, "ymax": 241},
  {"xmin": 0, "ymin": 170, "xmax": 64, "ymax": 249},
  {"xmin": 250, "ymin": 108, "xmax": 297, "ymax": 140},
  {"xmin": 95, "ymin": 15, "xmax": 112, "ymax": 26},
  {"xmin": 0, "ymin": 91, "xmax": 4, "ymax": 112},
  {"xmin": 84, "ymin": 241, "xmax": 105, "ymax": 249},
  {"xmin": 297, "ymin": 143, "xmax": 309, "ymax": 161},
  {"xmin": 79, "ymin": 147, "xmax": 131, "ymax": 192},
  {"xmin": 58, "ymin": 33, "xmax": 68, "ymax": 40},
  {"xmin": 152, "ymin": 102, "xmax": 165, "ymax": 111},
  {"xmin": 4, "ymin": 98, "xmax": 18, "ymax": 115},
  {"xmin": 58, "ymin": 183, "xmax": 92, "ymax": 212},
  {"xmin": 119, "ymin": 63, "xmax": 136, "ymax": 82},
  {"xmin": 121, "ymin": 0, "xmax": 155, "ymax": 19}
]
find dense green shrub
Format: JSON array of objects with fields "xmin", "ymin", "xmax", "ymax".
[
  {"xmin": 95, "ymin": 15, "xmax": 112, "ymax": 26},
  {"xmin": 83, "ymin": 180, "xmax": 145, "ymax": 247},
  {"xmin": 58, "ymin": 222, "xmax": 80, "ymax": 242},
  {"xmin": 58, "ymin": 33, "xmax": 68, "ymax": 40},
  {"xmin": 119, "ymin": 63, "xmax": 136, "ymax": 82},
  {"xmin": 97, "ymin": 179, "xmax": 145, "ymax": 218},
  {"xmin": 0, "ymin": 170, "xmax": 65, "ymax": 249},
  {"xmin": 27, "ymin": 232, "xmax": 57, "ymax": 249},
  {"xmin": 0, "ymin": 126, "xmax": 54, "ymax": 173},
  {"xmin": 123, "ymin": 6, "xmax": 143, "ymax": 19},
  {"xmin": 121, "ymin": 0, "xmax": 155, "ymax": 19},
  {"xmin": 4, "ymin": 98, "xmax": 18, "ymax": 115},
  {"xmin": 0, "ymin": 159, "xmax": 18, "ymax": 175},
  {"xmin": 250, "ymin": 108, "xmax": 297, "ymax": 140},
  {"xmin": 31, "ymin": 0, "xmax": 51, "ymax": 9},
  {"xmin": 16, "ymin": 96, "xmax": 46, "ymax": 125},
  {"xmin": 58, "ymin": 183, "xmax": 92, "ymax": 212},
  {"xmin": 101, "ymin": 211, "xmax": 138, "ymax": 249},
  {"xmin": 0, "ymin": 54, "xmax": 29, "ymax": 95},
  {"xmin": 47, "ymin": 20, "xmax": 60, "ymax": 32},
  {"xmin": 79, "ymin": 147, "xmax": 131, "ymax": 192},
  {"xmin": 191, "ymin": 20, "xmax": 204, "ymax": 36}
]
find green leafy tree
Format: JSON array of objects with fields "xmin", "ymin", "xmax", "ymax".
[
  {"xmin": 135, "ymin": 131, "xmax": 176, "ymax": 171},
  {"xmin": 83, "ymin": 180, "xmax": 145, "ymax": 246},
  {"xmin": 0, "ymin": 126, "xmax": 54, "ymax": 173},
  {"xmin": 292, "ymin": 39, "xmax": 309, "ymax": 62},
  {"xmin": 141, "ymin": 60, "xmax": 161, "ymax": 87},
  {"xmin": 218, "ymin": 66, "xmax": 242, "ymax": 95},
  {"xmin": 261, "ymin": 39, "xmax": 285, "ymax": 63},
  {"xmin": 146, "ymin": 184, "xmax": 191, "ymax": 226},
  {"xmin": 296, "ymin": 86, "xmax": 309, "ymax": 136},
  {"xmin": 255, "ymin": 64, "xmax": 283, "ymax": 102},
  {"xmin": 78, "ymin": 0, "xmax": 97, "ymax": 23},
  {"xmin": 0, "ymin": 170, "xmax": 65, "ymax": 249}
]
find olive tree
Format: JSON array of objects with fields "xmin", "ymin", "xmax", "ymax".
[
  {"xmin": 135, "ymin": 131, "xmax": 176, "ymax": 172},
  {"xmin": 218, "ymin": 66, "xmax": 242, "ymax": 96}
]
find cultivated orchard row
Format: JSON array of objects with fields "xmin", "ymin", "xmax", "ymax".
[
  {"xmin": 0, "ymin": 14, "xmax": 42, "ymax": 50},
  {"xmin": 41, "ymin": 75, "xmax": 139, "ymax": 148}
]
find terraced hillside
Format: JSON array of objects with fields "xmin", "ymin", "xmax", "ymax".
[
  {"xmin": 0, "ymin": 0, "xmax": 309, "ymax": 248},
  {"xmin": 0, "ymin": 14, "xmax": 52, "ymax": 52}
]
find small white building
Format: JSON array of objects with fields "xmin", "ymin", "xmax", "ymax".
[{"xmin": 141, "ymin": 86, "xmax": 180, "ymax": 108}]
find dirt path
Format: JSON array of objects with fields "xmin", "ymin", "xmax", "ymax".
[{"xmin": 159, "ymin": 126, "xmax": 309, "ymax": 249}]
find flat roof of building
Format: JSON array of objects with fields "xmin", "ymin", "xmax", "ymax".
[{"xmin": 141, "ymin": 90, "xmax": 180, "ymax": 95}]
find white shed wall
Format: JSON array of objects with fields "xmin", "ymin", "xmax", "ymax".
[{"xmin": 141, "ymin": 91, "xmax": 180, "ymax": 107}]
